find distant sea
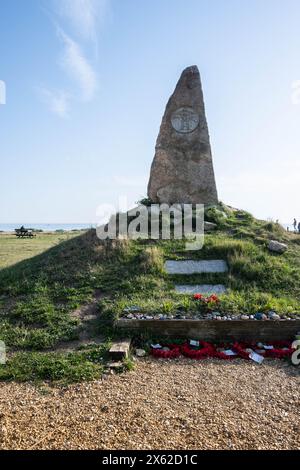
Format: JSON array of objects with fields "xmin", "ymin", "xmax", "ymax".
[
  {"xmin": 0, "ymin": 223, "xmax": 95, "ymax": 233},
  {"xmin": 0, "ymin": 222, "xmax": 293, "ymax": 233}
]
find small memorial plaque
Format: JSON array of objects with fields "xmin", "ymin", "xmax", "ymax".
[{"xmin": 171, "ymin": 107, "xmax": 199, "ymax": 134}]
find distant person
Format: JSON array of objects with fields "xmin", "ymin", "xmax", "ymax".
[
  {"xmin": 293, "ymin": 219, "xmax": 297, "ymax": 231},
  {"xmin": 298, "ymin": 222, "xmax": 300, "ymax": 233},
  {"xmin": 287, "ymin": 226, "xmax": 289, "ymax": 232}
]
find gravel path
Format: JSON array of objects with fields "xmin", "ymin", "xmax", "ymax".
[{"xmin": 0, "ymin": 358, "xmax": 299, "ymax": 450}]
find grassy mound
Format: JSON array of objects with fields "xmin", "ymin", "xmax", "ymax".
[{"xmin": 0, "ymin": 205, "xmax": 299, "ymax": 381}]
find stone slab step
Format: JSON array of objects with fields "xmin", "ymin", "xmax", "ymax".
[
  {"xmin": 107, "ymin": 361, "xmax": 125, "ymax": 370},
  {"xmin": 109, "ymin": 338, "xmax": 131, "ymax": 360},
  {"xmin": 175, "ymin": 284, "xmax": 227, "ymax": 295},
  {"xmin": 165, "ymin": 260, "xmax": 228, "ymax": 275}
]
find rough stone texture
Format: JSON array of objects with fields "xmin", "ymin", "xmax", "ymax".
[
  {"xmin": 204, "ymin": 221, "xmax": 218, "ymax": 231},
  {"xmin": 268, "ymin": 240, "xmax": 288, "ymax": 254},
  {"xmin": 175, "ymin": 284, "xmax": 227, "ymax": 295},
  {"xmin": 147, "ymin": 66, "xmax": 218, "ymax": 204},
  {"xmin": 165, "ymin": 260, "xmax": 228, "ymax": 274}
]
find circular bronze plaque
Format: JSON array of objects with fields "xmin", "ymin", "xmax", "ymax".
[{"xmin": 171, "ymin": 107, "xmax": 199, "ymax": 133}]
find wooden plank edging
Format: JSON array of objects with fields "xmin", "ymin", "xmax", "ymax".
[{"xmin": 115, "ymin": 319, "xmax": 300, "ymax": 342}]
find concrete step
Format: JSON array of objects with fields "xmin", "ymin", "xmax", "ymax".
[
  {"xmin": 107, "ymin": 361, "xmax": 125, "ymax": 370},
  {"xmin": 165, "ymin": 260, "xmax": 228, "ymax": 275},
  {"xmin": 175, "ymin": 284, "xmax": 227, "ymax": 295},
  {"xmin": 109, "ymin": 338, "xmax": 131, "ymax": 360}
]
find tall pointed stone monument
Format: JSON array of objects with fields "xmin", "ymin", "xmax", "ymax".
[{"xmin": 147, "ymin": 66, "xmax": 218, "ymax": 205}]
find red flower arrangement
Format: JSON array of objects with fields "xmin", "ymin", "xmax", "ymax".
[
  {"xmin": 263, "ymin": 341, "xmax": 294, "ymax": 359},
  {"xmin": 181, "ymin": 341, "xmax": 214, "ymax": 360},
  {"xmin": 213, "ymin": 349, "xmax": 236, "ymax": 360},
  {"xmin": 193, "ymin": 293, "xmax": 203, "ymax": 300},
  {"xmin": 151, "ymin": 344, "xmax": 181, "ymax": 359},
  {"xmin": 193, "ymin": 293, "xmax": 220, "ymax": 303},
  {"xmin": 150, "ymin": 341, "xmax": 294, "ymax": 361},
  {"xmin": 231, "ymin": 342, "xmax": 252, "ymax": 360},
  {"xmin": 207, "ymin": 294, "xmax": 220, "ymax": 303}
]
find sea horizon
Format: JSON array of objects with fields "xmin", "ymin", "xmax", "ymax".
[
  {"xmin": 0, "ymin": 223, "xmax": 96, "ymax": 232},
  {"xmin": 0, "ymin": 221, "xmax": 292, "ymax": 233}
]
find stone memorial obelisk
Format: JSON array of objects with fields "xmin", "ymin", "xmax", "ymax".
[{"xmin": 147, "ymin": 65, "xmax": 218, "ymax": 205}]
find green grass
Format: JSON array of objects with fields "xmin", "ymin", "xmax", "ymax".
[
  {"xmin": 0, "ymin": 206, "xmax": 300, "ymax": 382},
  {"xmin": 97, "ymin": 207, "xmax": 300, "ymax": 319},
  {"xmin": 0, "ymin": 231, "xmax": 81, "ymax": 269},
  {"xmin": 0, "ymin": 343, "xmax": 110, "ymax": 384}
]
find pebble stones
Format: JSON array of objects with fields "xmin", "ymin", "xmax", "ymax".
[
  {"xmin": 124, "ymin": 313, "xmax": 293, "ymax": 321},
  {"xmin": 126, "ymin": 313, "xmax": 135, "ymax": 319},
  {"xmin": 2, "ymin": 360, "xmax": 299, "ymax": 450},
  {"xmin": 254, "ymin": 312, "xmax": 264, "ymax": 321},
  {"xmin": 268, "ymin": 240, "xmax": 288, "ymax": 254},
  {"xmin": 123, "ymin": 309, "xmax": 292, "ymax": 321},
  {"xmin": 268, "ymin": 311, "xmax": 281, "ymax": 321},
  {"xmin": 241, "ymin": 315, "xmax": 250, "ymax": 320},
  {"xmin": 135, "ymin": 349, "xmax": 146, "ymax": 357},
  {"xmin": 204, "ymin": 221, "xmax": 218, "ymax": 232}
]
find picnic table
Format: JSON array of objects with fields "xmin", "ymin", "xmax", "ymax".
[{"xmin": 15, "ymin": 227, "xmax": 36, "ymax": 238}]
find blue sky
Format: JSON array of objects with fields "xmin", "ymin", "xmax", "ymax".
[{"xmin": 1, "ymin": 0, "xmax": 300, "ymax": 224}]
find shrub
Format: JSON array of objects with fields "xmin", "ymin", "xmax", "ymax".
[
  {"xmin": 137, "ymin": 197, "xmax": 153, "ymax": 207},
  {"xmin": 205, "ymin": 207, "xmax": 228, "ymax": 226}
]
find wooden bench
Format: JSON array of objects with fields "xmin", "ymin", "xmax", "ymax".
[{"xmin": 15, "ymin": 229, "xmax": 36, "ymax": 238}]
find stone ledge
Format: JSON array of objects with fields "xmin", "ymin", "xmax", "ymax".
[
  {"xmin": 175, "ymin": 284, "xmax": 227, "ymax": 294},
  {"xmin": 115, "ymin": 319, "xmax": 300, "ymax": 342},
  {"xmin": 165, "ymin": 260, "xmax": 228, "ymax": 274}
]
